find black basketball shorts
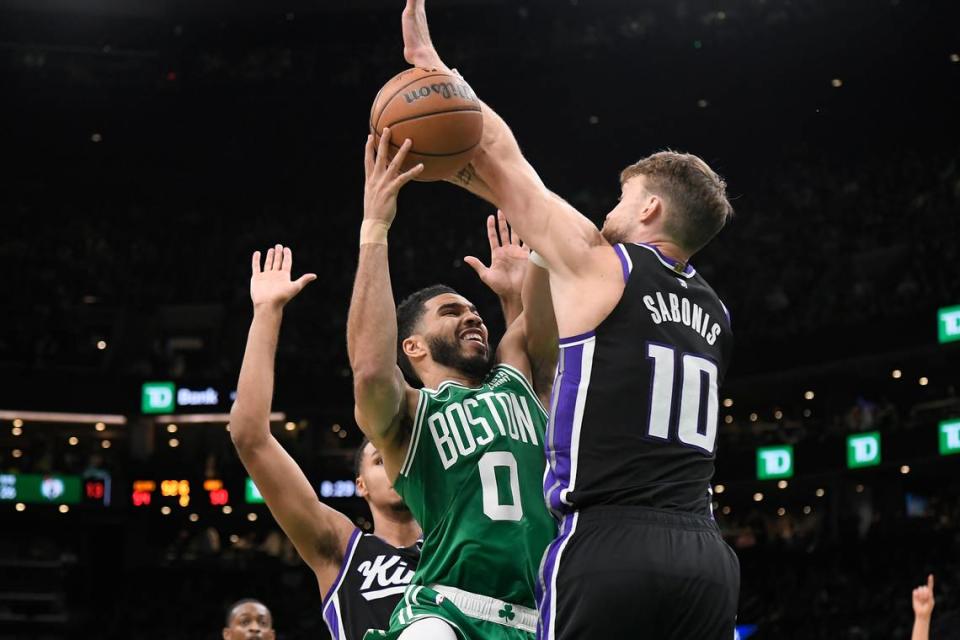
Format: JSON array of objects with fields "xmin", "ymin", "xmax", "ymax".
[{"xmin": 537, "ymin": 506, "xmax": 740, "ymax": 640}]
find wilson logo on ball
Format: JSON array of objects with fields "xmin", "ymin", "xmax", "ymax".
[{"xmin": 403, "ymin": 81, "xmax": 478, "ymax": 105}]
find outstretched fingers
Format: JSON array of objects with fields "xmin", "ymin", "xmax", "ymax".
[
  {"xmin": 294, "ymin": 273, "xmax": 318, "ymax": 290},
  {"xmin": 497, "ymin": 210, "xmax": 511, "ymax": 246},
  {"xmin": 486, "ymin": 214, "xmax": 499, "ymax": 252},
  {"xmin": 251, "ymin": 251, "xmax": 261, "ymax": 275},
  {"xmin": 264, "ymin": 247, "xmax": 275, "ymax": 271},
  {"xmin": 364, "ymin": 134, "xmax": 375, "ymax": 178},
  {"xmin": 375, "ymin": 127, "xmax": 393, "ymax": 174},
  {"xmin": 273, "ymin": 244, "xmax": 284, "ymax": 270}
]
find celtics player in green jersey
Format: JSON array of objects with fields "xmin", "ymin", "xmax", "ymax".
[{"xmin": 347, "ymin": 130, "xmax": 559, "ymax": 640}]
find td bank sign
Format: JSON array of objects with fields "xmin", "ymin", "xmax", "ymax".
[
  {"xmin": 757, "ymin": 446, "xmax": 794, "ymax": 480},
  {"xmin": 847, "ymin": 432, "xmax": 881, "ymax": 469},
  {"xmin": 141, "ymin": 382, "xmax": 224, "ymax": 414},
  {"xmin": 939, "ymin": 305, "xmax": 960, "ymax": 344}
]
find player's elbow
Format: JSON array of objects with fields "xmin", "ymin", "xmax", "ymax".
[{"xmin": 227, "ymin": 409, "xmax": 268, "ymax": 452}]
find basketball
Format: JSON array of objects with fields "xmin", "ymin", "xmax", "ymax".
[{"xmin": 369, "ymin": 67, "xmax": 483, "ymax": 182}]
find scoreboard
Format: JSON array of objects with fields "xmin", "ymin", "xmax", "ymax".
[{"xmin": 0, "ymin": 473, "xmax": 109, "ymax": 506}]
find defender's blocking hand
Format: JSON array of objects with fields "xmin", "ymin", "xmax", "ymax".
[
  {"xmin": 402, "ymin": 0, "xmax": 449, "ymax": 72},
  {"xmin": 250, "ymin": 245, "xmax": 317, "ymax": 311}
]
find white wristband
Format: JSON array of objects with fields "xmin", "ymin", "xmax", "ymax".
[{"xmin": 528, "ymin": 250, "xmax": 549, "ymax": 270}]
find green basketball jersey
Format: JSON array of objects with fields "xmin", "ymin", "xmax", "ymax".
[{"xmin": 394, "ymin": 363, "xmax": 557, "ymax": 609}]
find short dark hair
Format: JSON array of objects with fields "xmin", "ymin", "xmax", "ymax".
[
  {"xmin": 395, "ymin": 284, "xmax": 458, "ymax": 384},
  {"xmin": 353, "ymin": 437, "xmax": 371, "ymax": 477},
  {"xmin": 225, "ymin": 598, "xmax": 270, "ymax": 627},
  {"xmin": 620, "ymin": 150, "xmax": 733, "ymax": 254}
]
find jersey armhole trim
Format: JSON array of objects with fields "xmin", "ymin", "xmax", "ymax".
[
  {"xmin": 558, "ymin": 331, "xmax": 596, "ymax": 347},
  {"xmin": 613, "ymin": 243, "xmax": 633, "ymax": 284},
  {"xmin": 321, "ymin": 527, "xmax": 362, "ymax": 610},
  {"xmin": 399, "ymin": 389, "xmax": 428, "ymax": 477},
  {"xmin": 495, "ymin": 363, "xmax": 549, "ymax": 418}
]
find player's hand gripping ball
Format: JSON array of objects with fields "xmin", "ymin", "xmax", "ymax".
[{"xmin": 369, "ymin": 67, "xmax": 483, "ymax": 182}]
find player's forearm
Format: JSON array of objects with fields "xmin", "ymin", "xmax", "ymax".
[
  {"xmin": 911, "ymin": 616, "xmax": 931, "ymax": 640},
  {"xmin": 521, "ymin": 263, "xmax": 558, "ymax": 396},
  {"xmin": 347, "ymin": 245, "xmax": 399, "ymax": 382},
  {"xmin": 469, "ymin": 103, "xmax": 553, "ymax": 249},
  {"xmin": 230, "ymin": 306, "xmax": 283, "ymax": 450},
  {"xmin": 499, "ymin": 292, "xmax": 523, "ymax": 328}
]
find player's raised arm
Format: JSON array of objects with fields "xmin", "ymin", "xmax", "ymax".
[
  {"xmin": 229, "ymin": 246, "xmax": 355, "ymax": 595},
  {"xmin": 465, "ymin": 211, "xmax": 557, "ymax": 403},
  {"xmin": 347, "ymin": 132, "xmax": 423, "ymax": 479},
  {"xmin": 402, "ymin": 0, "xmax": 605, "ymax": 279}
]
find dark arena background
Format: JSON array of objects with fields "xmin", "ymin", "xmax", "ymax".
[{"xmin": 2, "ymin": 0, "xmax": 959, "ymax": 637}]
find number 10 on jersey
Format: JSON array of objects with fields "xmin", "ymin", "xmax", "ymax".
[{"xmin": 646, "ymin": 343, "xmax": 719, "ymax": 453}]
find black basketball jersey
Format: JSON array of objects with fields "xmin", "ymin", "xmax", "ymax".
[
  {"xmin": 543, "ymin": 242, "xmax": 732, "ymax": 516},
  {"xmin": 321, "ymin": 529, "xmax": 420, "ymax": 640}
]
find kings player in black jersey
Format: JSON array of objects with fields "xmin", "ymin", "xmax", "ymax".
[
  {"xmin": 229, "ymin": 245, "xmax": 420, "ymax": 640},
  {"xmin": 402, "ymin": 2, "xmax": 740, "ymax": 637}
]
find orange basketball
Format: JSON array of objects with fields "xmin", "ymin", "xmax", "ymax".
[{"xmin": 370, "ymin": 67, "xmax": 483, "ymax": 182}]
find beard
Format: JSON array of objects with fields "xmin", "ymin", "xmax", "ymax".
[
  {"xmin": 427, "ymin": 333, "xmax": 493, "ymax": 381},
  {"xmin": 389, "ymin": 498, "xmax": 412, "ymax": 514}
]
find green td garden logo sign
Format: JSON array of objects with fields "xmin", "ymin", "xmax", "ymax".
[
  {"xmin": 940, "ymin": 420, "xmax": 960, "ymax": 456},
  {"xmin": 757, "ymin": 446, "xmax": 794, "ymax": 480},
  {"xmin": 141, "ymin": 382, "xmax": 175, "ymax": 414},
  {"xmin": 939, "ymin": 305, "xmax": 960, "ymax": 344},
  {"xmin": 847, "ymin": 432, "xmax": 881, "ymax": 468}
]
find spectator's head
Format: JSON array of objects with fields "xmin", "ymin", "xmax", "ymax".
[{"xmin": 223, "ymin": 599, "xmax": 274, "ymax": 640}]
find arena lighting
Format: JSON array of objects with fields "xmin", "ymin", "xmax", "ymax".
[
  {"xmin": 753, "ymin": 492, "xmax": 764, "ymax": 502},
  {"xmin": 96, "ymin": 340, "xmax": 107, "ymax": 350},
  {"xmin": 58, "ymin": 505, "xmax": 69, "ymax": 514},
  {"xmin": 892, "ymin": 369, "xmax": 902, "ymax": 379},
  {"xmin": 152, "ymin": 412, "xmax": 285, "ymax": 424},
  {"xmin": 284, "ymin": 421, "xmax": 296, "ymax": 431},
  {"xmin": 815, "ymin": 488, "xmax": 825, "ymax": 497},
  {"xmin": 803, "ymin": 390, "xmax": 815, "ymax": 400},
  {"xmin": 0, "ymin": 411, "xmax": 126, "ymax": 425},
  {"xmin": 773, "ymin": 410, "xmax": 783, "ymax": 420},
  {"xmin": 919, "ymin": 377, "xmax": 929, "ymax": 386},
  {"xmin": 724, "ymin": 415, "xmax": 733, "ymax": 424},
  {"xmin": 714, "ymin": 484, "xmax": 725, "ymax": 494},
  {"xmin": 831, "ymin": 78, "xmax": 843, "ymax": 88},
  {"xmin": 951, "ymin": 53, "xmax": 960, "ymax": 63},
  {"xmin": 95, "ymin": 422, "xmax": 106, "ymax": 432},
  {"xmin": 722, "ymin": 398, "xmax": 733, "ymax": 408},
  {"xmin": 15, "ymin": 503, "xmax": 25, "ymax": 512}
]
